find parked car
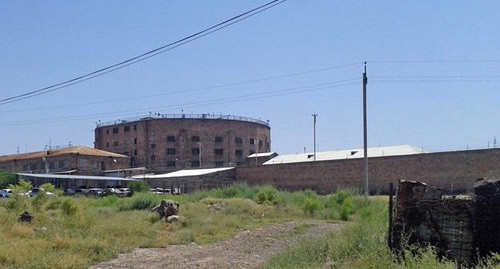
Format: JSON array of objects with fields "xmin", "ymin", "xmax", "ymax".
[
  {"xmin": 150, "ymin": 188, "xmax": 164, "ymax": 195},
  {"xmin": 27, "ymin": 188, "xmax": 54, "ymax": 197},
  {"xmin": 86, "ymin": 188, "xmax": 105, "ymax": 197},
  {"xmin": 118, "ymin": 188, "xmax": 132, "ymax": 197},
  {"xmin": 0, "ymin": 189, "xmax": 13, "ymax": 198},
  {"xmin": 105, "ymin": 188, "xmax": 128, "ymax": 197}
]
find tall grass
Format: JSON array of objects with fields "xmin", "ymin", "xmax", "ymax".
[
  {"xmin": 0, "ymin": 183, "xmax": 362, "ymax": 268},
  {"xmin": 262, "ymin": 197, "xmax": 482, "ymax": 269}
]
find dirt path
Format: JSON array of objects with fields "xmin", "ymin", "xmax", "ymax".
[{"xmin": 91, "ymin": 220, "xmax": 340, "ymax": 269}]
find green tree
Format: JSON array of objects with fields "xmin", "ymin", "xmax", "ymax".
[
  {"xmin": 129, "ymin": 180, "xmax": 150, "ymax": 193},
  {"xmin": 0, "ymin": 172, "xmax": 17, "ymax": 188}
]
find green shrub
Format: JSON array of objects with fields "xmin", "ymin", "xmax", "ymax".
[
  {"xmin": 303, "ymin": 197, "xmax": 322, "ymax": 215},
  {"xmin": 9, "ymin": 179, "xmax": 32, "ymax": 194},
  {"xmin": 6, "ymin": 194, "xmax": 30, "ymax": 212},
  {"xmin": 333, "ymin": 190, "xmax": 351, "ymax": 205},
  {"xmin": 61, "ymin": 198, "xmax": 79, "ymax": 216},
  {"xmin": 119, "ymin": 193, "xmax": 159, "ymax": 211},
  {"xmin": 340, "ymin": 196, "xmax": 354, "ymax": 221},
  {"xmin": 129, "ymin": 180, "xmax": 150, "ymax": 193},
  {"xmin": 256, "ymin": 186, "xmax": 281, "ymax": 205}
]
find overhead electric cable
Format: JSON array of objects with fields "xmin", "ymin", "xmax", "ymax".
[
  {"xmin": 0, "ymin": 0, "xmax": 287, "ymax": 106},
  {"xmin": 0, "ymin": 78, "xmax": 358, "ymax": 126},
  {"xmin": 0, "ymin": 62, "xmax": 361, "ymax": 113}
]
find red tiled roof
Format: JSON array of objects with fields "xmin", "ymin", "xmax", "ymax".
[{"xmin": 0, "ymin": 146, "xmax": 127, "ymax": 163}]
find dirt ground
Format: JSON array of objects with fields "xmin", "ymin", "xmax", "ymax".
[{"xmin": 91, "ymin": 220, "xmax": 341, "ymax": 269}]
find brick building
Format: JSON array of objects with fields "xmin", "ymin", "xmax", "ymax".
[
  {"xmin": 94, "ymin": 114, "xmax": 271, "ymax": 172},
  {"xmin": 0, "ymin": 146, "xmax": 128, "ymax": 176}
]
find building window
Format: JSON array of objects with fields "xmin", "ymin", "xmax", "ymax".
[
  {"xmin": 191, "ymin": 161, "xmax": 200, "ymax": 167},
  {"xmin": 30, "ymin": 163, "xmax": 38, "ymax": 170},
  {"xmin": 191, "ymin": 148, "xmax": 200, "ymax": 155},
  {"xmin": 124, "ymin": 125, "xmax": 130, "ymax": 132},
  {"xmin": 134, "ymin": 138, "xmax": 137, "ymax": 144},
  {"xmin": 236, "ymin": 162, "xmax": 243, "ymax": 166},
  {"xmin": 134, "ymin": 149, "xmax": 137, "ymax": 155},
  {"xmin": 215, "ymin": 161, "xmax": 224, "ymax": 167},
  {"xmin": 133, "ymin": 124, "xmax": 137, "ymax": 131},
  {"xmin": 167, "ymin": 136, "xmax": 176, "ymax": 142},
  {"xmin": 250, "ymin": 138, "xmax": 255, "ymax": 145},
  {"xmin": 235, "ymin": 149, "xmax": 243, "ymax": 157},
  {"xmin": 49, "ymin": 161, "xmax": 55, "ymax": 169},
  {"xmin": 58, "ymin": 160, "xmax": 65, "ymax": 168},
  {"xmin": 166, "ymin": 161, "xmax": 176, "ymax": 167},
  {"xmin": 215, "ymin": 136, "xmax": 223, "ymax": 143},
  {"xmin": 191, "ymin": 136, "xmax": 200, "ymax": 142},
  {"xmin": 167, "ymin": 148, "xmax": 176, "ymax": 155},
  {"xmin": 106, "ymin": 142, "xmax": 109, "ymax": 147},
  {"xmin": 235, "ymin": 137, "xmax": 243, "ymax": 144},
  {"xmin": 106, "ymin": 129, "xmax": 109, "ymax": 134},
  {"xmin": 113, "ymin": 141, "xmax": 119, "ymax": 147},
  {"xmin": 259, "ymin": 140, "xmax": 263, "ymax": 149},
  {"xmin": 214, "ymin": 149, "xmax": 223, "ymax": 156},
  {"xmin": 112, "ymin": 127, "xmax": 119, "ymax": 134},
  {"xmin": 151, "ymin": 143, "xmax": 156, "ymax": 149}
]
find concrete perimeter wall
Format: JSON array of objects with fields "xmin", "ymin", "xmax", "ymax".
[{"xmin": 235, "ymin": 148, "xmax": 500, "ymax": 194}]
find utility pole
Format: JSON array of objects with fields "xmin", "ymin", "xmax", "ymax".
[
  {"xmin": 363, "ymin": 62, "xmax": 369, "ymax": 198},
  {"xmin": 312, "ymin": 113, "xmax": 318, "ymax": 161}
]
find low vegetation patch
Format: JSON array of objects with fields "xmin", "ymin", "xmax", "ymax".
[{"xmin": 3, "ymin": 181, "xmax": 489, "ymax": 268}]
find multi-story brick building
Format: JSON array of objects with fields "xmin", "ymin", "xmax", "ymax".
[
  {"xmin": 94, "ymin": 114, "xmax": 271, "ymax": 172},
  {"xmin": 0, "ymin": 146, "xmax": 128, "ymax": 175}
]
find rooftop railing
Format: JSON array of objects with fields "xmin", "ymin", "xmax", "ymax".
[{"xmin": 96, "ymin": 113, "xmax": 270, "ymax": 128}]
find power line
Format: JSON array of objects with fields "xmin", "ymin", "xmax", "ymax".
[
  {"xmin": 368, "ymin": 59, "xmax": 500, "ymax": 64},
  {"xmin": 0, "ymin": 62, "xmax": 361, "ymax": 113},
  {"xmin": 0, "ymin": 0, "xmax": 287, "ymax": 106},
  {"xmin": 0, "ymin": 79, "xmax": 358, "ymax": 126}
]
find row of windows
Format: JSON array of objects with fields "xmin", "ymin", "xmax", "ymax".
[
  {"xmin": 22, "ymin": 160, "xmax": 67, "ymax": 171},
  {"xmin": 159, "ymin": 161, "xmax": 233, "ymax": 168},
  {"xmin": 105, "ymin": 135, "xmax": 266, "ymax": 150},
  {"xmin": 106, "ymin": 125, "xmax": 138, "ymax": 134}
]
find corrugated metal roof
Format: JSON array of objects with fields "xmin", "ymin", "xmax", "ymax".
[
  {"xmin": 263, "ymin": 145, "xmax": 424, "ymax": 165},
  {"xmin": 0, "ymin": 146, "xmax": 128, "ymax": 163},
  {"xmin": 132, "ymin": 167, "xmax": 235, "ymax": 179},
  {"xmin": 247, "ymin": 152, "xmax": 277, "ymax": 158},
  {"xmin": 17, "ymin": 173, "xmax": 136, "ymax": 181}
]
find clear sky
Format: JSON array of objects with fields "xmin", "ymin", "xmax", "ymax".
[{"xmin": 1, "ymin": 1, "xmax": 499, "ymax": 156}]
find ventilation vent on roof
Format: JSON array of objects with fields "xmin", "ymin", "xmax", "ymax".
[{"xmin": 350, "ymin": 151, "xmax": 358, "ymax": 156}]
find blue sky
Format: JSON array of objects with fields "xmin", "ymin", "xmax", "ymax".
[{"xmin": 1, "ymin": 1, "xmax": 499, "ymax": 155}]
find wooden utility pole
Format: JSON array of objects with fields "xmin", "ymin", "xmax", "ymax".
[{"xmin": 363, "ymin": 62, "xmax": 369, "ymax": 198}]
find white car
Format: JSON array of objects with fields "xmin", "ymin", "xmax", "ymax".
[{"xmin": 0, "ymin": 189, "xmax": 12, "ymax": 198}]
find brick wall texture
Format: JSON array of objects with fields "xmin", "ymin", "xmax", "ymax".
[
  {"xmin": 235, "ymin": 148, "xmax": 500, "ymax": 194},
  {"xmin": 95, "ymin": 117, "xmax": 271, "ymax": 172}
]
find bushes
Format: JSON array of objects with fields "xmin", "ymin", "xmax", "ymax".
[
  {"xmin": 129, "ymin": 180, "xmax": 150, "ymax": 193},
  {"xmin": 118, "ymin": 192, "xmax": 160, "ymax": 211},
  {"xmin": 61, "ymin": 198, "xmax": 79, "ymax": 216},
  {"xmin": 256, "ymin": 186, "xmax": 281, "ymax": 205}
]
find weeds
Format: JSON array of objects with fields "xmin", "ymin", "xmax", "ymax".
[{"xmin": 0, "ymin": 183, "xmax": 454, "ymax": 269}]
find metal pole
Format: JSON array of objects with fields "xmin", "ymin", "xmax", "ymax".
[
  {"xmin": 312, "ymin": 113, "xmax": 318, "ymax": 161},
  {"xmin": 363, "ymin": 62, "xmax": 369, "ymax": 198}
]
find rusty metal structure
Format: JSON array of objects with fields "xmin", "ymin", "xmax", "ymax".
[{"xmin": 389, "ymin": 179, "xmax": 500, "ymax": 267}]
